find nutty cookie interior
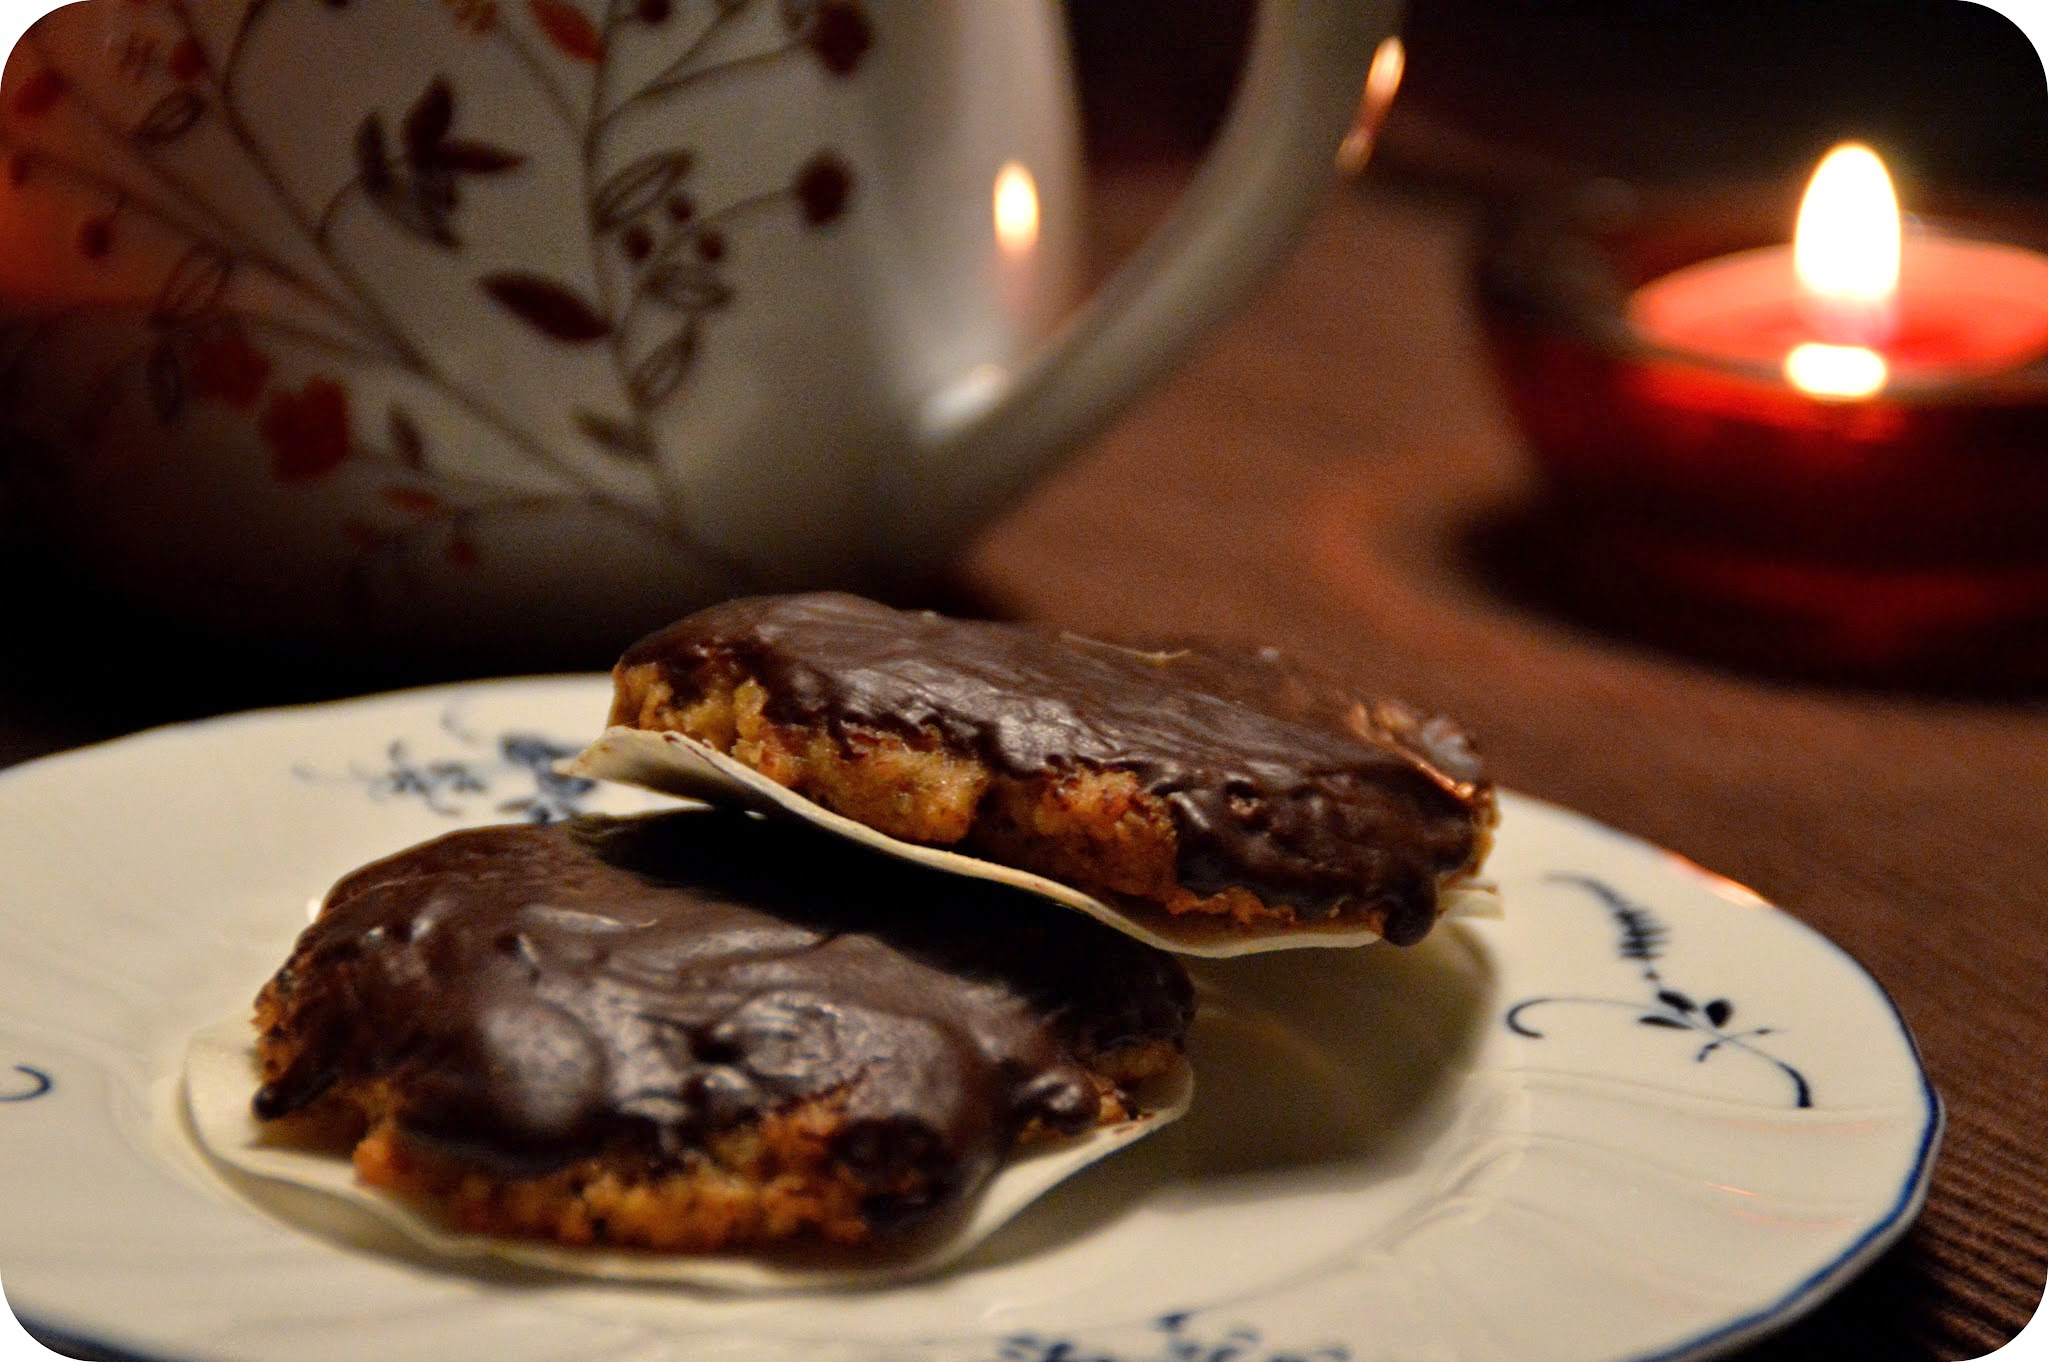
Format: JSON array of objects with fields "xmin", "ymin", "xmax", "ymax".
[
  {"xmin": 607, "ymin": 593, "xmax": 1497, "ymax": 947},
  {"xmin": 248, "ymin": 810, "xmax": 1193, "ymax": 1255}
]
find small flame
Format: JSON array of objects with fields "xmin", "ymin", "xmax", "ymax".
[
  {"xmin": 1338, "ymin": 37, "xmax": 1405, "ymax": 175},
  {"xmin": 994, "ymin": 161, "xmax": 1039, "ymax": 257},
  {"xmin": 1785, "ymin": 143, "xmax": 1901, "ymax": 397},
  {"xmin": 1784, "ymin": 341, "xmax": 1888, "ymax": 399},
  {"xmin": 1793, "ymin": 142, "xmax": 1901, "ymax": 341}
]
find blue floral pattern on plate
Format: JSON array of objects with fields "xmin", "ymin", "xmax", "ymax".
[
  {"xmin": 991, "ymin": 1313, "xmax": 1348, "ymax": 1362},
  {"xmin": 1505, "ymin": 874, "xmax": 1813, "ymax": 1108},
  {"xmin": 0, "ymin": 1065, "xmax": 51, "ymax": 1103},
  {"xmin": 294, "ymin": 705, "xmax": 594, "ymax": 822}
]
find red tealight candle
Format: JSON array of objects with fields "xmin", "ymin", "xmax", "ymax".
[
  {"xmin": 1630, "ymin": 144, "xmax": 2048, "ymax": 393},
  {"xmin": 1476, "ymin": 143, "xmax": 2048, "ymax": 684}
]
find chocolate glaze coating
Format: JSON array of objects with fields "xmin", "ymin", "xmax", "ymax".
[
  {"xmin": 621, "ymin": 594, "xmax": 1494, "ymax": 945},
  {"xmin": 253, "ymin": 812, "xmax": 1192, "ymax": 1232}
]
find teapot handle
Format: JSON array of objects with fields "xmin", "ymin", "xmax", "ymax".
[{"xmin": 883, "ymin": 0, "xmax": 1400, "ymax": 561}]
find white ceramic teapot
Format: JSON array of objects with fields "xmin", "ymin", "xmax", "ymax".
[{"xmin": 0, "ymin": 0, "xmax": 1394, "ymax": 654}]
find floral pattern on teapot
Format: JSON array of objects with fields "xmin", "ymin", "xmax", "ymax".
[{"xmin": 0, "ymin": 0, "xmax": 868, "ymax": 607}]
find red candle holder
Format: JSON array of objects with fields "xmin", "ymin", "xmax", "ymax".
[{"xmin": 1475, "ymin": 181, "xmax": 2048, "ymax": 686}]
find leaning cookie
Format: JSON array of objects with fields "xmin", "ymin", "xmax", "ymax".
[
  {"xmin": 192, "ymin": 810, "xmax": 1192, "ymax": 1283},
  {"xmin": 580, "ymin": 593, "xmax": 1498, "ymax": 955}
]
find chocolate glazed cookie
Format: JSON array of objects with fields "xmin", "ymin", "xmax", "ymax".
[
  {"xmin": 252, "ymin": 811, "xmax": 1193, "ymax": 1253},
  {"xmin": 610, "ymin": 594, "xmax": 1497, "ymax": 947}
]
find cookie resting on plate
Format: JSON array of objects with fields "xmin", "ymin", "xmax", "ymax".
[
  {"xmin": 247, "ymin": 810, "xmax": 1193, "ymax": 1255},
  {"xmin": 604, "ymin": 594, "xmax": 1497, "ymax": 948}
]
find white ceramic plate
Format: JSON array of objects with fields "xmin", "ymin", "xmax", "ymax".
[{"xmin": 0, "ymin": 678, "xmax": 1939, "ymax": 1362}]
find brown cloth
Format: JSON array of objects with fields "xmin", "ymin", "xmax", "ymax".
[{"xmin": 1, "ymin": 176, "xmax": 2040, "ymax": 1359}]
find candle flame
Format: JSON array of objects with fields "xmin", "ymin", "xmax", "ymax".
[
  {"xmin": 1793, "ymin": 143, "xmax": 1901, "ymax": 333},
  {"xmin": 1784, "ymin": 341, "xmax": 1888, "ymax": 399},
  {"xmin": 994, "ymin": 161, "xmax": 1039, "ymax": 257}
]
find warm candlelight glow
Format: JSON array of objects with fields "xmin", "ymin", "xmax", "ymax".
[
  {"xmin": 1497, "ymin": 134, "xmax": 2048, "ymax": 677},
  {"xmin": 1633, "ymin": 140, "xmax": 2048, "ymax": 389},
  {"xmin": 1783, "ymin": 341, "xmax": 1888, "ymax": 399},
  {"xmin": 993, "ymin": 161, "xmax": 1039, "ymax": 256},
  {"xmin": 1793, "ymin": 142, "xmax": 1901, "ymax": 346},
  {"xmin": 1337, "ymin": 37, "xmax": 1405, "ymax": 175}
]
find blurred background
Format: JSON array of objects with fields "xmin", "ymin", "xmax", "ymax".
[
  {"xmin": 1059, "ymin": 0, "xmax": 2048, "ymax": 692},
  {"xmin": 6, "ymin": 0, "xmax": 2046, "ymax": 737},
  {"xmin": 1070, "ymin": 0, "xmax": 2048, "ymax": 197}
]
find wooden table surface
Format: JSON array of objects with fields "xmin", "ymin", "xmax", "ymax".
[{"xmin": 3, "ymin": 169, "xmax": 2042, "ymax": 1360}]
